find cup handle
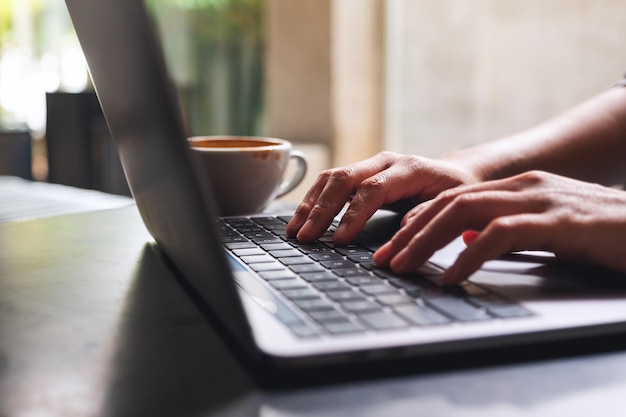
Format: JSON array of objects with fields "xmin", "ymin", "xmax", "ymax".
[{"xmin": 276, "ymin": 150, "xmax": 307, "ymax": 198}]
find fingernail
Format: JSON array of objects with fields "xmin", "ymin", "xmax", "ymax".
[
  {"xmin": 333, "ymin": 222, "xmax": 349, "ymax": 241},
  {"xmin": 373, "ymin": 241, "xmax": 391, "ymax": 265},
  {"xmin": 296, "ymin": 219, "xmax": 314, "ymax": 241},
  {"xmin": 390, "ymin": 248, "xmax": 409, "ymax": 271},
  {"xmin": 462, "ymin": 230, "xmax": 480, "ymax": 246}
]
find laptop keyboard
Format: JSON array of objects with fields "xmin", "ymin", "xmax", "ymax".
[{"xmin": 219, "ymin": 216, "xmax": 533, "ymax": 338}]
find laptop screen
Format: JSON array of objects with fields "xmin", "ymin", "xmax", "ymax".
[{"xmin": 65, "ymin": 0, "xmax": 256, "ymax": 349}]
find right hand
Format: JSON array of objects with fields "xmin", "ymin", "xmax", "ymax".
[{"xmin": 285, "ymin": 151, "xmax": 480, "ymax": 244}]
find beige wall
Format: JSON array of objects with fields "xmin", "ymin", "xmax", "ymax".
[
  {"xmin": 387, "ymin": 0, "xmax": 626, "ymax": 157},
  {"xmin": 265, "ymin": 0, "xmax": 333, "ymax": 146},
  {"xmin": 267, "ymin": 0, "xmax": 385, "ymax": 203},
  {"xmin": 268, "ymin": 0, "xmax": 626, "ymax": 185},
  {"xmin": 266, "ymin": 0, "xmax": 384, "ymax": 167}
]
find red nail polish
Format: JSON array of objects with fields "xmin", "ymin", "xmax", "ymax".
[{"xmin": 462, "ymin": 230, "xmax": 480, "ymax": 246}]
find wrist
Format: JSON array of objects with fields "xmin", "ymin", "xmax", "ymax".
[{"xmin": 440, "ymin": 147, "xmax": 501, "ymax": 183}]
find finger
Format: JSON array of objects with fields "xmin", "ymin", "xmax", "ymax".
[
  {"xmin": 376, "ymin": 178, "xmax": 529, "ymax": 267},
  {"xmin": 286, "ymin": 172, "xmax": 332, "ymax": 236},
  {"xmin": 401, "ymin": 201, "xmax": 430, "ymax": 226},
  {"xmin": 375, "ymin": 200, "xmax": 445, "ymax": 267},
  {"xmin": 440, "ymin": 214, "xmax": 554, "ymax": 284},
  {"xmin": 333, "ymin": 161, "xmax": 433, "ymax": 243},
  {"xmin": 388, "ymin": 190, "xmax": 548, "ymax": 273},
  {"xmin": 382, "ymin": 175, "xmax": 553, "ymax": 264},
  {"xmin": 293, "ymin": 152, "xmax": 399, "ymax": 242},
  {"xmin": 375, "ymin": 191, "xmax": 460, "ymax": 267}
]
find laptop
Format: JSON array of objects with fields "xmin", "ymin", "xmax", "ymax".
[{"xmin": 65, "ymin": 0, "xmax": 626, "ymax": 370}]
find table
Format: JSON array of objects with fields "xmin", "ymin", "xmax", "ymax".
[{"xmin": 3, "ymin": 203, "xmax": 626, "ymax": 417}]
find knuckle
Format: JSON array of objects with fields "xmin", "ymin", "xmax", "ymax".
[
  {"xmin": 327, "ymin": 166, "xmax": 354, "ymax": 183},
  {"xmin": 317, "ymin": 169, "xmax": 334, "ymax": 182},
  {"xmin": 437, "ymin": 187, "xmax": 461, "ymax": 203},
  {"xmin": 311, "ymin": 199, "xmax": 334, "ymax": 214},
  {"xmin": 518, "ymin": 170, "xmax": 548, "ymax": 185},
  {"xmin": 451, "ymin": 193, "xmax": 478, "ymax": 210},
  {"xmin": 398, "ymin": 154, "xmax": 422, "ymax": 166},
  {"xmin": 296, "ymin": 200, "xmax": 315, "ymax": 214},
  {"xmin": 436, "ymin": 189, "xmax": 453, "ymax": 201},
  {"xmin": 487, "ymin": 217, "xmax": 517, "ymax": 235},
  {"xmin": 360, "ymin": 175, "xmax": 387, "ymax": 194},
  {"xmin": 378, "ymin": 150, "xmax": 400, "ymax": 161}
]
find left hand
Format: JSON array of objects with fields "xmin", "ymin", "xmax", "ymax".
[{"xmin": 373, "ymin": 170, "xmax": 626, "ymax": 284}]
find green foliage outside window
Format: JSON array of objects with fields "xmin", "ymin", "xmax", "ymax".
[{"xmin": 146, "ymin": 0, "xmax": 265, "ymax": 136}]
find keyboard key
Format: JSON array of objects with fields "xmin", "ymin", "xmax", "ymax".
[
  {"xmin": 345, "ymin": 276, "xmax": 382, "ymax": 286},
  {"xmin": 300, "ymin": 271, "xmax": 339, "ymax": 283},
  {"xmin": 335, "ymin": 246, "xmax": 368, "ymax": 256},
  {"xmin": 224, "ymin": 217, "xmax": 254, "ymax": 224},
  {"xmin": 347, "ymin": 253, "xmax": 374, "ymax": 263},
  {"xmin": 236, "ymin": 225, "xmax": 260, "ymax": 232},
  {"xmin": 322, "ymin": 320, "xmax": 364, "ymax": 334},
  {"xmin": 394, "ymin": 303, "xmax": 451, "ymax": 326},
  {"xmin": 240, "ymin": 254, "xmax": 274, "ymax": 264},
  {"xmin": 225, "ymin": 241, "xmax": 256, "ymax": 250},
  {"xmin": 374, "ymin": 293, "xmax": 415, "ymax": 306},
  {"xmin": 289, "ymin": 263, "xmax": 326, "ymax": 274},
  {"xmin": 359, "ymin": 311, "xmax": 409, "ymax": 330},
  {"xmin": 269, "ymin": 249, "xmax": 302, "ymax": 258},
  {"xmin": 244, "ymin": 232, "xmax": 275, "ymax": 241},
  {"xmin": 359, "ymin": 262, "xmax": 376, "ymax": 270},
  {"xmin": 252, "ymin": 238, "xmax": 283, "ymax": 244},
  {"xmin": 341, "ymin": 300, "xmax": 383, "ymax": 313},
  {"xmin": 332, "ymin": 268, "xmax": 371, "ymax": 277},
  {"xmin": 321, "ymin": 259, "xmax": 358, "ymax": 269},
  {"xmin": 426, "ymin": 296, "xmax": 492, "ymax": 322},
  {"xmin": 293, "ymin": 297, "xmax": 336, "ymax": 311},
  {"xmin": 264, "ymin": 223, "xmax": 288, "ymax": 231},
  {"xmin": 269, "ymin": 278, "xmax": 308, "ymax": 290},
  {"xmin": 312, "ymin": 280, "xmax": 352, "ymax": 292},
  {"xmin": 261, "ymin": 242, "xmax": 292, "ymax": 251},
  {"xmin": 258, "ymin": 270, "xmax": 297, "ymax": 280},
  {"xmin": 487, "ymin": 304, "xmax": 533, "ymax": 319},
  {"xmin": 298, "ymin": 245, "xmax": 333, "ymax": 254},
  {"xmin": 248, "ymin": 262, "xmax": 285, "ymax": 272},
  {"xmin": 468, "ymin": 291, "xmax": 535, "ymax": 319},
  {"xmin": 252, "ymin": 216, "xmax": 284, "ymax": 225},
  {"xmin": 309, "ymin": 252, "xmax": 345, "ymax": 261},
  {"xmin": 221, "ymin": 236, "xmax": 248, "ymax": 243},
  {"xmin": 360, "ymin": 283, "xmax": 398, "ymax": 296},
  {"xmin": 386, "ymin": 275, "xmax": 438, "ymax": 296},
  {"xmin": 280, "ymin": 256, "xmax": 314, "ymax": 265},
  {"xmin": 309, "ymin": 309, "xmax": 351, "ymax": 323},
  {"xmin": 273, "ymin": 232, "xmax": 290, "ymax": 240},
  {"xmin": 232, "ymin": 248, "xmax": 265, "ymax": 257},
  {"xmin": 327, "ymin": 290, "xmax": 368, "ymax": 302},
  {"xmin": 281, "ymin": 287, "xmax": 321, "ymax": 300}
]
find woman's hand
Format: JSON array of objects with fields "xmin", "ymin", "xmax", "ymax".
[
  {"xmin": 374, "ymin": 170, "xmax": 626, "ymax": 284},
  {"xmin": 286, "ymin": 151, "xmax": 480, "ymax": 244}
]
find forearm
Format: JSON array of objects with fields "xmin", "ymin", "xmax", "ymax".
[{"xmin": 443, "ymin": 85, "xmax": 626, "ymax": 186}]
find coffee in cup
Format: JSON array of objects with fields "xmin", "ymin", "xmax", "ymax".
[{"xmin": 188, "ymin": 135, "xmax": 307, "ymax": 215}]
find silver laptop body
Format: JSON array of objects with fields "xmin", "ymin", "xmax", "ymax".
[{"xmin": 65, "ymin": 0, "xmax": 626, "ymax": 369}]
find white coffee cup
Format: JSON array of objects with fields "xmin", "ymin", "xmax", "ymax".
[{"xmin": 188, "ymin": 135, "xmax": 307, "ymax": 215}]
